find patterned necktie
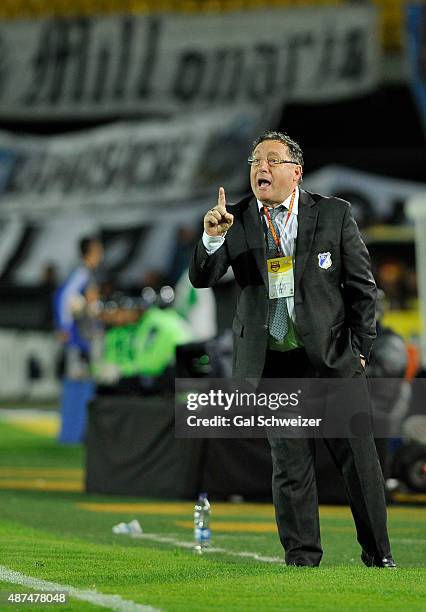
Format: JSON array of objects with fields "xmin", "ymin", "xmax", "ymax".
[{"xmin": 265, "ymin": 206, "xmax": 289, "ymax": 342}]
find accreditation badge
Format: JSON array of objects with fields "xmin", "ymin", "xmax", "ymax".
[{"xmin": 267, "ymin": 256, "xmax": 294, "ymax": 299}]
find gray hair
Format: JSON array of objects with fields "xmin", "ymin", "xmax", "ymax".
[{"xmin": 252, "ymin": 131, "xmax": 304, "ymax": 168}]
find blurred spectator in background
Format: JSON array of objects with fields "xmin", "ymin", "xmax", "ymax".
[
  {"xmin": 367, "ymin": 290, "xmax": 410, "ymax": 483},
  {"xmin": 53, "ymin": 236, "xmax": 104, "ymax": 443},
  {"xmin": 93, "ymin": 287, "xmax": 192, "ymax": 395},
  {"xmin": 376, "ymin": 261, "xmax": 407, "ymax": 309},
  {"xmin": 375, "ymin": 260, "xmax": 419, "ymax": 311},
  {"xmin": 54, "ymin": 236, "xmax": 104, "ymax": 369}
]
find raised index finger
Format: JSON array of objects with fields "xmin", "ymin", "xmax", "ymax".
[{"xmin": 217, "ymin": 186, "xmax": 227, "ymax": 213}]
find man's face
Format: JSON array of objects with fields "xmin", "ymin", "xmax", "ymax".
[
  {"xmin": 250, "ymin": 140, "xmax": 302, "ymax": 207},
  {"xmin": 87, "ymin": 241, "xmax": 104, "ymax": 269}
]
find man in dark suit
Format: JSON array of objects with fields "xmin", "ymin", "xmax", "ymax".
[{"xmin": 189, "ymin": 131, "xmax": 395, "ymax": 568}]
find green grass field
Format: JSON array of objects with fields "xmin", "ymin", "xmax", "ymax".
[{"xmin": 0, "ymin": 412, "xmax": 425, "ymax": 611}]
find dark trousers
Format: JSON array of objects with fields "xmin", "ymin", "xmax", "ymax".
[{"xmin": 262, "ymin": 348, "xmax": 391, "ymax": 566}]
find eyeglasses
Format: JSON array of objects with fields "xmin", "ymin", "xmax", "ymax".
[{"xmin": 247, "ymin": 156, "xmax": 300, "ymax": 167}]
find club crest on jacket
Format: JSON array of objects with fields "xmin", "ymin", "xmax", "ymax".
[{"xmin": 318, "ymin": 252, "xmax": 332, "ymax": 269}]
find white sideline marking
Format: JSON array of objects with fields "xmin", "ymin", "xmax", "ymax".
[
  {"xmin": 0, "ymin": 566, "xmax": 160, "ymax": 611},
  {"xmin": 133, "ymin": 533, "xmax": 283, "ymax": 564},
  {"xmin": 133, "ymin": 533, "xmax": 426, "ymax": 562},
  {"xmin": 393, "ymin": 538, "xmax": 426, "ymax": 545}
]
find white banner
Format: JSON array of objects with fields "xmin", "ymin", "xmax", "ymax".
[
  {"xmin": 0, "ymin": 106, "xmax": 273, "ymax": 216},
  {"xmin": 2, "ymin": 164, "xmax": 425, "ymax": 287},
  {"xmin": 0, "ymin": 330, "xmax": 60, "ymax": 400},
  {"xmin": 304, "ymin": 166, "xmax": 426, "ymax": 223},
  {"xmin": 0, "ymin": 7, "xmax": 379, "ymax": 120}
]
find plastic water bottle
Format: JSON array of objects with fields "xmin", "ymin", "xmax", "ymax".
[{"xmin": 193, "ymin": 493, "xmax": 211, "ymax": 553}]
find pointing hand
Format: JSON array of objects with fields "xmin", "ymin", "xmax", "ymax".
[{"xmin": 203, "ymin": 187, "xmax": 234, "ymax": 237}]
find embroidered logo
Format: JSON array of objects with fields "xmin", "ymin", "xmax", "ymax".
[{"xmin": 318, "ymin": 252, "xmax": 332, "ymax": 269}]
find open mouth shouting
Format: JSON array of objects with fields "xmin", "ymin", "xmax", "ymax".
[{"xmin": 257, "ymin": 176, "xmax": 272, "ymax": 192}]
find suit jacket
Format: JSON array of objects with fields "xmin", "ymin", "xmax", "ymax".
[{"xmin": 189, "ymin": 189, "xmax": 377, "ymax": 379}]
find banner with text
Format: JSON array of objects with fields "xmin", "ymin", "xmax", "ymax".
[
  {"xmin": 0, "ymin": 106, "xmax": 270, "ymax": 216},
  {"xmin": 0, "ymin": 7, "xmax": 379, "ymax": 120},
  {"xmin": 1, "ymin": 163, "xmax": 425, "ymax": 286}
]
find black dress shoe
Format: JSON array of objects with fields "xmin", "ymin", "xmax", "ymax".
[{"xmin": 361, "ymin": 551, "xmax": 397, "ymax": 568}]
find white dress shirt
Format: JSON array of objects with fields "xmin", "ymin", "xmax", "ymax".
[{"xmin": 202, "ymin": 187, "xmax": 299, "ymax": 322}]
